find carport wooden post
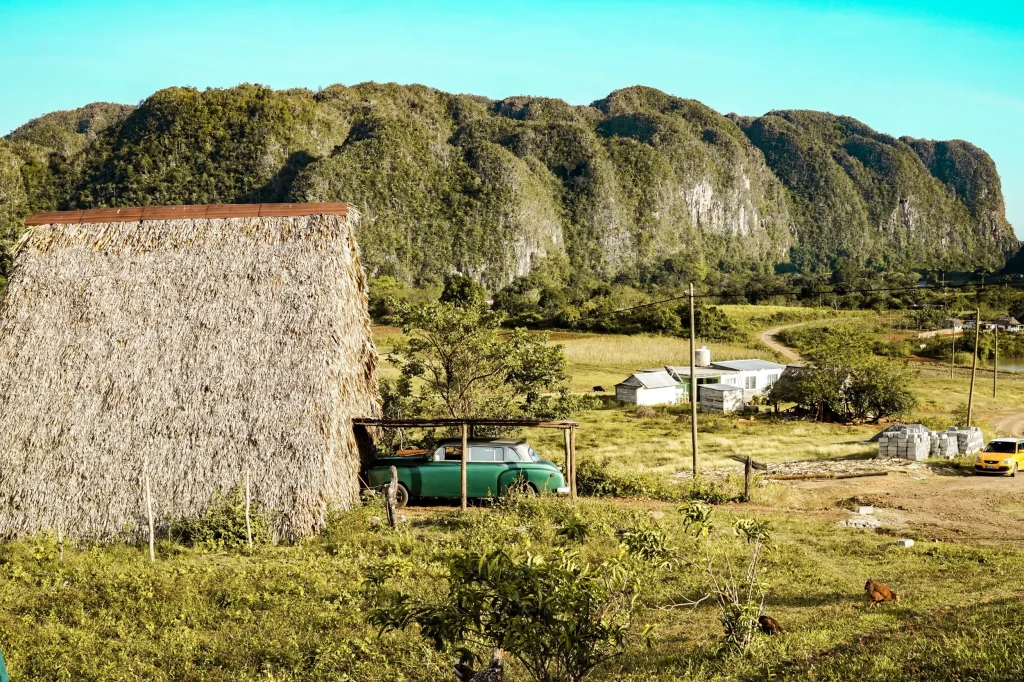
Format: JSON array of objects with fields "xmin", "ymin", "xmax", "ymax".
[
  {"xmin": 967, "ymin": 308, "xmax": 980, "ymax": 427},
  {"xmin": 460, "ymin": 422, "xmax": 469, "ymax": 511},
  {"xmin": 569, "ymin": 425, "xmax": 578, "ymax": 500},
  {"xmin": 563, "ymin": 427, "xmax": 572, "ymax": 496}
]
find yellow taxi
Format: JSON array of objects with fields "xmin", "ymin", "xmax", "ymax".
[{"xmin": 974, "ymin": 438, "xmax": 1024, "ymax": 476}]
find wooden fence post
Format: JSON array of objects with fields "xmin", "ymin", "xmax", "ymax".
[
  {"xmin": 244, "ymin": 465, "xmax": 253, "ymax": 550},
  {"xmin": 144, "ymin": 467, "xmax": 155, "ymax": 563},
  {"xmin": 689, "ymin": 282, "xmax": 699, "ymax": 477},
  {"xmin": 563, "ymin": 428, "xmax": 572, "ymax": 495},
  {"xmin": 461, "ymin": 422, "xmax": 469, "ymax": 511},
  {"xmin": 743, "ymin": 456, "xmax": 752, "ymax": 503},
  {"xmin": 386, "ymin": 465, "xmax": 399, "ymax": 529}
]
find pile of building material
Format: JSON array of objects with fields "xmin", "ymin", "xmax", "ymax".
[
  {"xmin": 878, "ymin": 425, "xmax": 931, "ymax": 461},
  {"xmin": 953, "ymin": 426, "xmax": 984, "ymax": 456},
  {"xmin": 876, "ymin": 424, "xmax": 984, "ymax": 460}
]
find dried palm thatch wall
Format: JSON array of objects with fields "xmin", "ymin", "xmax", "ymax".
[{"xmin": 0, "ymin": 203, "xmax": 380, "ymax": 542}]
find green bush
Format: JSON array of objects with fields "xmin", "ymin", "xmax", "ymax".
[{"xmin": 171, "ymin": 487, "xmax": 270, "ymax": 552}]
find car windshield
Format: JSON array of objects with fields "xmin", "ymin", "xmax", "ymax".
[
  {"xmin": 526, "ymin": 446, "xmax": 542, "ymax": 462},
  {"xmin": 984, "ymin": 441, "xmax": 1017, "ymax": 454}
]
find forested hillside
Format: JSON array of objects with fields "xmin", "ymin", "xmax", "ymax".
[{"xmin": 0, "ymin": 83, "xmax": 1016, "ymax": 295}]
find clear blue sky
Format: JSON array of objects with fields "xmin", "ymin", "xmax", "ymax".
[{"xmin": 1, "ymin": 0, "xmax": 1021, "ymax": 233}]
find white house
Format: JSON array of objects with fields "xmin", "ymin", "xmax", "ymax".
[
  {"xmin": 699, "ymin": 383, "xmax": 744, "ymax": 413},
  {"xmin": 641, "ymin": 365, "xmax": 740, "ymax": 402},
  {"xmin": 615, "ymin": 370, "xmax": 681, "ymax": 406},
  {"xmin": 709, "ymin": 359, "xmax": 786, "ymax": 399}
]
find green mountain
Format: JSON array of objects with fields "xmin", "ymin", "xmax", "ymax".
[{"xmin": 1, "ymin": 83, "xmax": 1016, "ymax": 291}]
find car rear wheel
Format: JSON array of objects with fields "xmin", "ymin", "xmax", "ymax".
[{"xmin": 394, "ymin": 483, "xmax": 410, "ymax": 508}]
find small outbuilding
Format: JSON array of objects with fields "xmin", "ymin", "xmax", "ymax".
[
  {"xmin": 615, "ymin": 370, "xmax": 681, "ymax": 406},
  {"xmin": 699, "ymin": 383, "xmax": 744, "ymax": 413},
  {"xmin": 709, "ymin": 359, "xmax": 786, "ymax": 398},
  {"xmin": 0, "ymin": 203, "xmax": 381, "ymax": 542}
]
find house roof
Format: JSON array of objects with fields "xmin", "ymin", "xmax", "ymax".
[
  {"xmin": 991, "ymin": 316, "xmax": 1022, "ymax": 326},
  {"xmin": 700, "ymin": 383, "xmax": 743, "ymax": 392},
  {"xmin": 710, "ymin": 359, "xmax": 786, "ymax": 372},
  {"xmin": 644, "ymin": 366, "xmax": 738, "ymax": 378},
  {"xmin": 617, "ymin": 371, "xmax": 679, "ymax": 389}
]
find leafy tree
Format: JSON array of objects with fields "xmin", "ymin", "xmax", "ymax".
[
  {"xmin": 387, "ymin": 301, "xmax": 569, "ymax": 419},
  {"xmin": 370, "ymin": 548, "xmax": 646, "ymax": 682},
  {"xmin": 770, "ymin": 325, "xmax": 916, "ymax": 421},
  {"xmin": 440, "ymin": 274, "xmax": 487, "ymax": 308}
]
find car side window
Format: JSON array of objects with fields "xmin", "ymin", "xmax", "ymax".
[
  {"xmin": 441, "ymin": 446, "xmax": 463, "ymax": 462},
  {"xmin": 504, "ymin": 448, "xmax": 524, "ymax": 462},
  {"xmin": 470, "ymin": 446, "xmax": 503, "ymax": 462}
]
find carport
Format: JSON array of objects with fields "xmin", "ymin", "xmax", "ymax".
[{"xmin": 352, "ymin": 418, "xmax": 579, "ymax": 509}]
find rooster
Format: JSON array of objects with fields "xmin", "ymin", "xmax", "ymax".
[
  {"xmin": 865, "ymin": 579, "xmax": 899, "ymax": 608},
  {"xmin": 454, "ymin": 649, "xmax": 503, "ymax": 682}
]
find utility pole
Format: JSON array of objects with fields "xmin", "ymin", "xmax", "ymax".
[
  {"xmin": 993, "ymin": 326, "xmax": 998, "ymax": 398},
  {"xmin": 689, "ymin": 282, "xmax": 698, "ymax": 477},
  {"xmin": 950, "ymin": 325, "xmax": 956, "ymax": 379},
  {"xmin": 967, "ymin": 308, "xmax": 980, "ymax": 427}
]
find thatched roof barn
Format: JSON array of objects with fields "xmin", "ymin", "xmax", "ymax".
[{"xmin": 0, "ymin": 203, "xmax": 380, "ymax": 542}]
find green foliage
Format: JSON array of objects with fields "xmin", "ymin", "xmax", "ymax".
[
  {"xmin": 0, "ymin": 83, "xmax": 1010, "ymax": 304},
  {"xmin": 385, "ymin": 301, "xmax": 570, "ymax": 420},
  {"xmin": 440, "ymin": 274, "xmax": 488, "ymax": 307},
  {"xmin": 770, "ymin": 324, "xmax": 917, "ymax": 421},
  {"xmin": 370, "ymin": 548, "xmax": 645, "ymax": 682},
  {"xmin": 170, "ymin": 487, "xmax": 270, "ymax": 552}
]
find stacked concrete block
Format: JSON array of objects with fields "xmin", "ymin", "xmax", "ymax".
[
  {"xmin": 878, "ymin": 424, "xmax": 984, "ymax": 460},
  {"xmin": 953, "ymin": 426, "xmax": 984, "ymax": 455},
  {"xmin": 930, "ymin": 431, "xmax": 958, "ymax": 460}
]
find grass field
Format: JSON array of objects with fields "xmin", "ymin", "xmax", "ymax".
[{"xmin": 6, "ymin": 306, "xmax": 1024, "ymax": 680}]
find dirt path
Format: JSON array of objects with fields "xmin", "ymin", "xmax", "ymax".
[
  {"xmin": 759, "ymin": 323, "xmax": 806, "ymax": 363},
  {"xmin": 774, "ymin": 468, "xmax": 1024, "ymax": 546},
  {"xmin": 995, "ymin": 412, "xmax": 1024, "ymax": 437}
]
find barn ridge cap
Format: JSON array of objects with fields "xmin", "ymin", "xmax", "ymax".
[{"xmin": 24, "ymin": 202, "xmax": 353, "ymax": 226}]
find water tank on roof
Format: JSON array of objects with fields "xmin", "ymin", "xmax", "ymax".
[{"xmin": 695, "ymin": 346, "xmax": 711, "ymax": 367}]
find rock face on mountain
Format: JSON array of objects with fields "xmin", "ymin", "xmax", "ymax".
[{"xmin": 1, "ymin": 83, "xmax": 1015, "ymax": 289}]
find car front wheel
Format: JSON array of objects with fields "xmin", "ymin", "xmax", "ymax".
[{"xmin": 1013, "ymin": 464, "xmax": 1018, "ymax": 478}]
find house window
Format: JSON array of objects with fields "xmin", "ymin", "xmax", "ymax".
[
  {"xmin": 745, "ymin": 376, "xmax": 757, "ymax": 390},
  {"xmin": 767, "ymin": 373, "xmax": 779, "ymax": 386}
]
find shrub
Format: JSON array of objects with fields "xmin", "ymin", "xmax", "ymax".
[
  {"xmin": 371, "ymin": 548, "xmax": 648, "ymax": 682},
  {"xmin": 171, "ymin": 487, "xmax": 270, "ymax": 551}
]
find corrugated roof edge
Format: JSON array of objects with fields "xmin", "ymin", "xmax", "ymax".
[{"xmin": 24, "ymin": 202, "xmax": 352, "ymax": 226}]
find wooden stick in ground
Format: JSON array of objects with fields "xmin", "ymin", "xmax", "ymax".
[
  {"xmin": 569, "ymin": 425, "xmax": 577, "ymax": 500},
  {"xmin": 689, "ymin": 282, "xmax": 698, "ymax": 477},
  {"xmin": 744, "ymin": 456, "xmax": 752, "ymax": 502},
  {"xmin": 460, "ymin": 422, "xmax": 469, "ymax": 511},
  {"xmin": 144, "ymin": 469, "xmax": 155, "ymax": 563},
  {"xmin": 386, "ymin": 465, "xmax": 398, "ymax": 529},
  {"xmin": 57, "ymin": 527, "xmax": 64, "ymax": 562},
  {"xmin": 967, "ymin": 308, "xmax": 980, "ymax": 427},
  {"xmin": 244, "ymin": 465, "xmax": 253, "ymax": 550},
  {"xmin": 950, "ymin": 327, "xmax": 956, "ymax": 379}
]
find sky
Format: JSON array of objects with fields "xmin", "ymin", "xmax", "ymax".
[{"xmin": 1, "ymin": 0, "xmax": 1021, "ymax": 233}]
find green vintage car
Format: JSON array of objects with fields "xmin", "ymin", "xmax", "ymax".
[{"xmin": 365, "ymin": 438, "xmax": 569, "ymax": 507}]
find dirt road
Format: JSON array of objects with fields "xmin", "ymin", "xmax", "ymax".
[
  {"xmin": 759, "ymin": 324, "xmax": 806, "ymax": 363},
  {"xmin": 995, "ymin": 412, "xmax": 1024, "ymax": 437}
]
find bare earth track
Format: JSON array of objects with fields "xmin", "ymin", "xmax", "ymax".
[{"xmin": 759, "ymin": 324, "xmax": 805, "ymax": 363}]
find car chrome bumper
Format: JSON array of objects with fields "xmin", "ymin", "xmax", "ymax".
[{"xmin": 555, "ymin": 486, "xmax": 571, "ymax": 495}]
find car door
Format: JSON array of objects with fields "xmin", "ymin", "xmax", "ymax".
[
  {"xmin": 1017, "ymin": 441, "xmax": 1024, "ymax": 469},
  {"xmin": 467, "ymin": 445, "xmax": 508, "ymax": 498},
  {"xmin": 418, "ymin": 445, "xmax": 463, "ymax": 498}
]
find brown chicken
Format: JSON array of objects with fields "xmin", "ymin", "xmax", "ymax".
[
  {"xmin": 758, "ymin": 615, "xmax": 784, "ymax": 636},
  {"xmin": 864, "ymin": 579, "xmax": 899, "ymax": 608}
]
